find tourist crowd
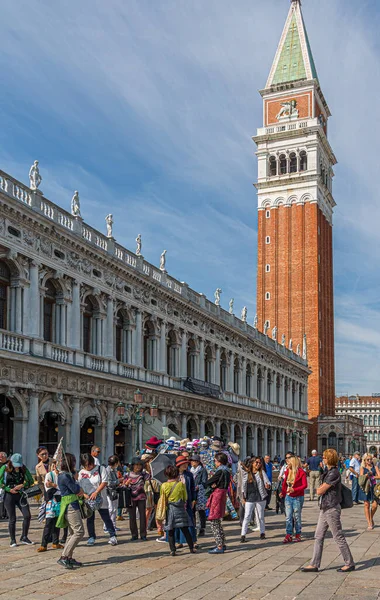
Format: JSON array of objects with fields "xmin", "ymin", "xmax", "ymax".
[{"xmin": 0, "ymin": 438, "xmax": 377, "ymax": 573}]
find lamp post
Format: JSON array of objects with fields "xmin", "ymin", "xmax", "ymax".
[
  {"xmin": 286, "ymin": 420, "xmax": 300, "ymax": 455},
  {"xmin": 116, "ymin": 390, "xmax": 158, "ymax": 455}
]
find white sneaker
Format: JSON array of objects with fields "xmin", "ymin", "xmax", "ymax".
[
  {"xmin": 250, "ymin": 526, "xmax": 260, "ymax": 532},
  {"xmin": 108, "ymin": 536, "xmax": 118, "ymax": 546},
  {"xmin": 156, "ymin": 536, "xmax": 167, "ymax": 543}
]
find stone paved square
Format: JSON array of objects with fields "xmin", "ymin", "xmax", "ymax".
[{"xmin": 0, "ymin": 501, "xmax": 379, "ymax": 600}]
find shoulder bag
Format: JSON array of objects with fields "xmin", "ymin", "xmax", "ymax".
[
  {"xmin": 149, "ymin": 479, "xmax": 160, "ymax": 505},
  {"xmin": 340, "ymin": 483, "xmax": 353, "ymax": 509}
]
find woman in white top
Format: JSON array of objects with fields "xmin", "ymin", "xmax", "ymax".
[
  {"xmin": 240, "ymin": 457, "xmax": 271, "ymax": 543},
  {"xmin": 78, "ymin": 454, "xmax": 117, "ymax": 546}
]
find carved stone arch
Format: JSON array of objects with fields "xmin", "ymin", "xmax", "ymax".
[
  {"xmin": 274, "ymin": 196, "xmax": 286, "ymax": 207},
  {"xmin": 0, "ymin": 249, "xmax": 28, "ymax": 280},
  {"xmin": 81, "ymin": 290, "xmax": 102, "ymax": 313},
  {"xmin": 287, "ymin": 194, "xmax": 298, "ymax": 206},
  {"xmin": 80, "ymin": 400, "xmax": 102, "ymax": 427},
  {"xmin": 0, "ymin": 387, "xmax": 28, "ymax": 419},
  {"xmin": 39, "ymin": 392, "xmax": 68, "ymax": 425},
  {"xmin": 205, "ymin": 419, "xmax": 215, "ymax": 437},
  {"xmin": 261, "ymin": 199, "xmax": 272, "ymax": 208},
  {"xmin": 167, "ymin": 327, "xmax": 181, "ymax": 345},
  {"xmin": 143, "ymin": 315, "xmax": 158, "ymax": 336},
  {"xmin": 204, "ymin": 342, "xmax": 215, "ymax": 361},
  {"xmin": 300, "ymin": 193, "xmax": 313, "ymax": 204}
]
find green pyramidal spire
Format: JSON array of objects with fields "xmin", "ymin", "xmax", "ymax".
[{"xmin": 266, "ymin": 1, "xmax": 318, "ymax": 88}]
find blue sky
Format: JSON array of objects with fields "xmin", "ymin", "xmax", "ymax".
[{"xmin": 1, "ymin": 0, "xmax": 379, "ymax": 394}]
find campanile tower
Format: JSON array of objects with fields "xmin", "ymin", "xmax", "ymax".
[{"xmin": 254, "ymin": 0, "xmax": 336, "ymax": 448}]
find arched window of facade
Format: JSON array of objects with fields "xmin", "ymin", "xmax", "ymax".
[
  {"xmin": 289, "ymin": 152, "xmax": 297, "ymax": 173},
  {"xmin": 369, "ymin": 431, "xmax": 373, "ymax": 441},
  {"xmin": 299, "ymin": 385, "xmax": 303, "ymax": 411},
  {"xmin": 257, "ymin": 368, "xmax": 263, "ymax": 400},
  {"xmin": 246, "ymin": 363, "xmax": 252, "ymax": 398},
  {"xmin": 328, "ymin": 431, "xmax": 337, "ymax": 447},
  {"xmin": 43, "ymin": 280, "xmax": 57, "ymax": 343},
  {"xmin": 204, "ymin": 345, "xmax": 213, "ymax": 383},
  {"xmin": 284, "ymin": 377, "xmax": 289, "ymax": 407},
  {"xmin": 205, "ymin": 420, "xmax": 214, "ymax": 437},
  {"xmin": 300, "ymin": 150, "xmax": 307, "ymax": 171},
  {"xmin": 187, "ymin": 337, "xmax": 197, "ymax": 379},
  {"xmin": 0, "ymin": 261, "xmax": 10, "ymax": 330},
  {"xmin": 167, "ymin": 330, "xmax": 179, "ymax": 377},
  {"xmin": 220, "ymin": 351, "xmax": 227, "ymax": 391},
  {"xmin": 276, "ymin": 375, "xmax": 281, "ymax": 405},
  {"xmin": 144, "ymin": 319, "xmax": 156, "ymax": 371},
  {"xmin": 375, "ymin": 415, "xmax": 378, "ymax": 427},
  {"xmin": 364, "ymin": 416, "xmax": 368, "ymax": 426},
  {"xmin": 279, "ymin": 154, "xmax": 287, "ymax": 175},
  {"xmin": 269, "ymin": 155, "xmax": 277, "ymax": 176},
  {"xmin": 233, "ymin": 358, "xmax": 240, "ymax": 394},
  {"xmin": 220, "ymin": 423, "xmax": 229, "ymax": 445},
  {"xmin": 375, "ymin": 431, "xmax": 378, "ymax": 441},
  {"xmin": 267, "ymin": 371, "xmax": 272, "ymax": 402},
  {"xmin": 369, "ymin": 415, "xmax": 373, "ymax": 426},
  {"xmin": 187, "ymin": 418, "xmax": 198, "ymax": 440}
]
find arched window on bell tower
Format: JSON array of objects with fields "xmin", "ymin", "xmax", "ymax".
[
  {"xmin": 269, "ymin": 155, "xmax": 277, "ymax": 176},
  {"xmin": 279, "ymin": 154, "xmax": 287, "ymax": 175},
  {"xmin": 300, "ymin": 150, "xmax": 307, "ymax": 171},
  {"xmin": 289, "ymin": 152, "xmax": 297, "ymax": 173}
]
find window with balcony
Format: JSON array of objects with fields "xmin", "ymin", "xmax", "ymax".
[{"xmin": 0, "ymin": 261, "xmax": 10, "ymax": 330}]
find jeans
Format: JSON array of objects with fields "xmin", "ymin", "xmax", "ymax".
[
  {"xmin": 351, "ymin": 476, "xmax": 359, "ymax": 503},
  {"xmin": 87, "ymin": 508, "xmax": 116, "ymax": 539},
  {"xmin": 241, "ymin": 500, "xmax": 266, "ymax": 536},
  {"xmin": 311, "ymin": 506, "xmax": 354, "ymax": 569},
  {"xmin": 4, "ymin": 492, "xmax": 31, "ymax": 541},
  {"xmin": 63, "ymin": 506, "xmax": 84, "ymax": 559},
  {"xmin": 285, "ymin": 496, "xmax": 303, "ymax": 535}
]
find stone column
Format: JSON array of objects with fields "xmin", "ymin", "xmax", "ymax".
[
  {"xmin": 70, "ymin": 280, "xmax": 81, "ymax": 349},
  {"xmin": 230, "ymin": 422, "xmax": 235, "ymax": 443},
  {"xmin": 263, "ymin": 426, "xmax": 268, "ymax": 456},
  {"xmin": 181, "ymin": 414, "xmax": 187, "ymax": 438},
  {"xmin": 242, "ymin": 423, "xmax": 247, "ymax": 457},
  {"xmin": 134, "ymin": 310, "xmax": 143, "ymax": 367},
  {"xmin": 15, "ymin": 286, "xmax": 22, "ymax": 333},
  {"xmin": 60, "ymin": 302, "xmax": 67, "ymax": 346},
  {"xmin": 214, "ymin": 346, "xmax": 221, "ymax": 386},
  {"xmin": 281, "ymin": 428, "xmax": 286, "ymax": 459},
  {"xmin": 280, "ymin": 375, "xmax": 285, "ymax": 406},
  {"xmin": 29, "ymin": 262, "xmax": 40, "ymax": 337},
  {"xmin": 228, "ymin": 354, "xmax": 234, "ymax": 392},
  {"xmin": 263, "ymin": 368, "xmax": 268, "ymax": 403},
  {"xmin": 70, "ymin": 397, "xmax": 81, "ymax": 465},
  {"xmin": 253, "ymin": 363, "xmax": 258, "ymax": 399},
  {"xmin": 106, "ymin": 402, "xmax": 115, "ymax": 459},
  {"xmin": 159, "ymin": 320, "xmax": 167, "ymax": 373},
  {"xmin": 200, "ymin": 417, "xmax": 205, "ymax": 438},
  {"xmin": 239, "ymin": 358, "xmax": 245, "ymax": 396},
  {"xmin": 27, "ymin": 392, "xmax": 39, "ymax": 469},
  {"xmin": 198, "ymin": 338, "xmax": 205, "ymax": 381},
  {"xmin": 215, "ymin": 419, "xmax": 221, "ymax": 437},
  {"xmin": 161, "ymin": 411, "xmax": 167, "ymax": 427},
  {"xmin": 105, "ymin": 297, "xmax": 114, "ymax": 358},
  {"xmin": 253, "ymin": 425, "xmax": 258, "ymax": 456},
  {"xmin": 180, "ymin": 331, "xmax": 187, "ymax": 377}
]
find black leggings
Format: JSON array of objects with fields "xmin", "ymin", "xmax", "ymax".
[
  {"xmin": 168, "ymin": 527, "xmax": 194, "ymax": 552},
  {"xmin": 41, "ymin": 517, "xmax": 60, "ymax": 547},
  {"xmin": 4, "ymin": 493, "xmax": 31, "ymax": 541}
]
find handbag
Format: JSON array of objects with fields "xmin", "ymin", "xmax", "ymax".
[
  {"xmin": 79, "ymin": 501, "xmax": 94, "ymax": 520},
  {"xmin": 117, "ymin": 487, "xmax": 132, "ymax": 509},
  {"xmin": 86, "ymin": 495, "xmax": 103, "ymax": 511},
  {"xmin": 107, "ymin": 487, "xmax": 119, "ymax": 502},
  {"xmin": 24, "ymin": 484, "xmax": 41, "ymax": 499},
  {"xmin": 358, "ymin": 474, "xmax": 370, "ymax": 495},
  {"xmin": 340, "ymin": 483, "xmax": 353, "ymax": 509},
  {"xmin": 149, "ymin": 480, "xmax": 160, "ymax": 505}
]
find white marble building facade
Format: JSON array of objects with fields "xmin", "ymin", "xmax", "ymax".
[
  {"xmin": 336, "ymin": 395, "xmax": 380, "ymax": 454},
  {"xmin": 0, "ymin": 167, "xmax": 309, "ymax": 469}
]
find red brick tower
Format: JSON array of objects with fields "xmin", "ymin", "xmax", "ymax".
[{"xmin": 253, "ymin": 0, "xmax": 336, "ymax": 449}]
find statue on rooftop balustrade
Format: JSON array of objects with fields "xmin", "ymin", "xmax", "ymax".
[
  {"xmin": 241, "ymin": 306, "xmax": 247, "ymax": 323},
  {"xmin": 105, "ymin": 214, "xmax": 113, "ymax": 237},
  {"xmin": 214, "ymin": 288, "xmax": 222, "ymax": 306},
  {"xmin": 281, "ymin": 334, "xmax": 286, "ymax": 346},
  {"xmin": 160, "ymin": 249, "xmax": 167, "ymax": 271},
  {"xmin": 272, "ymin": 326, "xmax": 277, "ymax": 341},
  {"xmin": 253, "ymin": 314, "xmax": 258, "ymax": 329},
  {"xmin": 71, "ymin": 191, "xmax": 81, "ymax": 217},
  {"xmin": 229, "ymin": 298, "xmax": 234, "ymax": 314},
  {"xmin": 136, "ymin": 234, "xmax": 142, "ymax": 256},
  {"xmin": 29, "ymin": 160, "xmax": 42, "ymax": 190}
]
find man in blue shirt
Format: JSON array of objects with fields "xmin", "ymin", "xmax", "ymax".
[
  {"xmin": 264, "ymin": 455, "xmax": 274, "ymax": 509},
  {"xmin": 306, "ymin": 450, "xmax": 323, "ymax": 501},
  {"xmin": 349, "ymin": 452, "xmax": 362, "ymax": 504}
]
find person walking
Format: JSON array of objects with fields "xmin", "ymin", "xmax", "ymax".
[
  {"xmin": 0, "ymin": 453, "xmax": 34, "ymax": 547},
  {"xmin": 35, "ymin": 446, "xmax": 51, "ymax": 498},
  {"xmin": 142, "ymin": 454, "xmax": 160, "ymax": 531},
  {"xmin": 125, "ymin": 457, "xmax": 150, "ymax": 541},
  {"xmin": 240, "ymin": 457, "xmax": 271, "ymax": 543},
  {"xmin": 360, "ymin": 454, "xmax": 380, "ymax": 530},
  {"xmin": 175, "ymin": 455, "xmax": 197, "ymax": 547},
  {"xmin": 349, "ymin": 451, "xmax": 362, "ymax": 504},
  {"xmin": 91, "ymin": 445, "xmax": 101, "ymax": 466},
  {"xmin": 281, "ymin": 456, "xmax": 307, "ymax": 543},
  {"xmin": 0, "ymin": 451, "xmax": 8, "ymax": 519},
  {"xmin": 301, "ymin": 448, "xmax": 355, "ymax": 573},
  {"xmin": 306, "ymin": 450, "xmax": 322, "ymax": 501},
  {"xmin": 56, "ymin": 452, "xmax": 85, "ymax": 570},
  {"xmin": 190, "ymin": 454, "xmax": 208, "ymax": 536},
  {"xmin": 37, "ymin": 460, "xmax": 63, "ymax": 552},
  {"xmin": 105, "ymin": 455, "xmax": 121, "ymax": 532},
  {"xmin": 263, "ymin": 455, "xmax": 274, "ymax": 509},
  {"xmin": 78, "ymin": 454, "xmax": 118, "ymax": 546},
  {"xmin": 206, "ymin": 452, "xmax": 230, "ymax": 554},
  {"xmin": 159, "ymin": 465, "xmax": 195, "ymax": 556}
]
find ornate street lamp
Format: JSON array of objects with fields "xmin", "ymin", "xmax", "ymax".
[{"xmin": 134, "ymin": 389, "xmax": 143, "ymax": 404}]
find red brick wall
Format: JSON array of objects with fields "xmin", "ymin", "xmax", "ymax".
[{"xmin": 257, "ymin": 202, "xmax": 335, "ymax": 450}]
